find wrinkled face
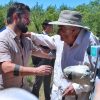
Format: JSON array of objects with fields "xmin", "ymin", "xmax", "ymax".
[
  {"xmin": 16, "ymin": 10, "xmax": 30, "ymax": 33},
  {"xmin": 58, "ymin": 25, "xmax": 81, "ymax": 45}
]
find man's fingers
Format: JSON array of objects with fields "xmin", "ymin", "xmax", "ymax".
[
  {"xmin": 62, "ymin": 84, "xmax": 76, "ymax": 97},
  {"xmin": 62, "ymin": 87, "xmax": 69, "ymax": 97},
  {"xmin": 36, "ymin": 65, "xmax": 52, "ymax": 76},
  {"xmin": 44, "ymin": 65, "xmax": 52, "ymax": 74}
]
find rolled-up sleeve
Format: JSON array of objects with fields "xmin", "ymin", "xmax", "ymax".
[
  {"xmin": 31, "ymin": 32, "xmax": 56, "ymax": 50},
  {"xmin": 0, "ymin": 39, "xmax": 11, "ymax": 62}
]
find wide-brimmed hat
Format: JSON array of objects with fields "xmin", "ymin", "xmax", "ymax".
[{"xmin": 49, "ymin": 10, "xmax": 89, "ymax": 30}]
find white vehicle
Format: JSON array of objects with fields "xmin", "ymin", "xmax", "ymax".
[
  {"xmin": 63, "ymin": 65, "xmax": 93, "ymax": 85},
  {"xmin": 0, "ymin": 88, "xmax": 38, "ymax": 100}
]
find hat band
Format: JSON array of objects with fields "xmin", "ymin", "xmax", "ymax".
[{"xmin": 58, "ymin": 19, "xmax": 81, "ymax": 25}]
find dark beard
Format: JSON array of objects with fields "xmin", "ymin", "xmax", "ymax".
[{"xmin": 16, "ymin": 23, "xmax": 28, "ymax": 33}]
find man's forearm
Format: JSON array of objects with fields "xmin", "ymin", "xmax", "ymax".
[
  {"xmin": 1, "ymin": 61, "xmax": 52, "ymax": 76},
  {"xmin": 32, "ymin": 47, "xmax": 55, "ymax": 59},
  {"xmin": 31, "ymin": 32, "xmax": 56, "ymax": 50}
]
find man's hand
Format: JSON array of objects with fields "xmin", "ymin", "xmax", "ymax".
[
  {"xmin": 35, "ymin": 65, "xmax": 52, "ymax": 76},
  {"xmin": 22, "ymin": 32, "xmax": 32, "ymax": 38},
  {"xmin": 62, "ymin": 84, "xmax": 76, "ymax": 97}
]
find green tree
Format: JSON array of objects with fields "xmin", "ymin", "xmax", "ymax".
[
  {"xmin": 59, "ymin": 4, "xmax": 68, "ymax": 11},
  {"xmin": 0, "ymin": 10, "xmax": 5, "ymax": 29},
  {"xmin": 30, "ymin": 2, "xmax": 44, "ymax": 32},
  {"xmin": 75, "ymin": 0, "xmax": 100, "ymax": 37},
  {"xmin": 45, "ymin": 5, "xmax": 59, "ymax": 21}
]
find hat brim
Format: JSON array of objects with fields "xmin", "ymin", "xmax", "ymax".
[{"xmin": 49, "ymin": 21, "xmax": 89, "ymax": 30}]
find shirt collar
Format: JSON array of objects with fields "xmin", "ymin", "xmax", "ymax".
[
  {"xmin": 73, "ymin": 29, "xmax": 85, "ymax": 47},
  {"xmin": 6, "ymin": 26, "xmax": 17, "ymax": 39},
  {"xmin": 42, "ymin": 30, "xmax": 48, "ymax": 35}
]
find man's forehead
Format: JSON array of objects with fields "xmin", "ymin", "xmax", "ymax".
[
  {"xmin": 58, "ymin": 25, "xmax": 79, "ymax": 29},
  {"xmin": 58, "ymin": 25, "xmax": 72, "ymax": 28}
]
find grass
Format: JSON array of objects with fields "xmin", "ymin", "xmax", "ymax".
[
  {"xmin": 27, "ymin": 76, "xmax": 45, "ymax": 100},
  {"xmin": 27, "ymin": 57, "xmax": 45, "ymax": 100}
]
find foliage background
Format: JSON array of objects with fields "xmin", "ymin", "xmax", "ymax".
[
  {"xmin": 0, "ymin": 0, "xmax": 100, "ymax": 37},
  {"xmin": 0, "ymin": 0, "xmax": 100, "ymax": 99}
]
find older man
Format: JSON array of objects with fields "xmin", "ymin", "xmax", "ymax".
[{"xmin": 26, "ymin": 10, "xmax": 99, "ymax": 100}]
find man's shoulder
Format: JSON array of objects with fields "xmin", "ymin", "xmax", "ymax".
[
  {"xmin": 0, "ymin": 29, "xmax": 9, "ymax": 40},
  {"xmin": 88, "ymin": 32, "xmax": 99, "ymax": 45},
  {"xmin": 22, "ymin": 36, "xmax": 32, "ymax": 46}
]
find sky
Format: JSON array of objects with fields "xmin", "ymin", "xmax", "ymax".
[{"xmin": 0, "ymin": 0, "xmax": 94, "ymax": 9}]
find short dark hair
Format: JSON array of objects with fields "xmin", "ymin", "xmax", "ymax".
[
  {"xmin": 7, "ymin": 2, "xmax": 30, "ymax": 24},
  {"xmin": 42, "ymin": 20, "xmax": 52, "ymax": 29}
]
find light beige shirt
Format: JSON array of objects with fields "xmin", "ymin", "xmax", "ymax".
[{"xmin": 0, "ymin": 27, "xmax": 36, "ymax": 89}]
